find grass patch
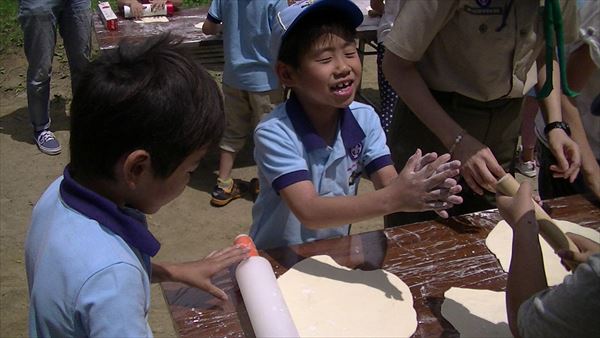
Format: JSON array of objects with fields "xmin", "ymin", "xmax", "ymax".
[
  {"xmin": 0, "ymin": 1, "xmax": 22, "ymax": 54},
  {"xmin": 0, "ymin": 0, "xmax": 211, "ymax": 54}
]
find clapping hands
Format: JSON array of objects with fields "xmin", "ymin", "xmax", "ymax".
[{"xmin": 390, "ymin": 149, "xmax": 463, "ymax": 217}]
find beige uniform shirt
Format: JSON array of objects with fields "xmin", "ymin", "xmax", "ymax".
[{"xmin": 384, "ymin": 0, "xmax": 577, "ymax": 102}]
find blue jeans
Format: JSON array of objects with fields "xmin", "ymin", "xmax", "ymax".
[{"xmin": 18, "ymin": 0, "xmax": 91, "ymax": 132}]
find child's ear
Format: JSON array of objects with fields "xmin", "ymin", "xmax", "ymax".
[
  {"xmin": 276, "ymin": 61, "xmax": 295, "ymax": 87},
  {"xmin": 122, "ymin": 150, "xmax": 152, "ymax": 189}
]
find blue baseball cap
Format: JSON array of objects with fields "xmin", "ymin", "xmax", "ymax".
[{"xmin": 270, "ymin": 0, "xmax": 364, "ymax": 62}]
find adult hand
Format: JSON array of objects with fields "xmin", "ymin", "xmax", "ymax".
[
  {"xmin": 170, "ymin": 245, "xmax": 248, "ymax": 301},
  {"xmin": 129, "ymin": 0, "xmax": 144, "ymax": 18},
  {"xmin": 557, "ymin": 233, "xmax": 600, "ymax": 269},
  {"xmin": 452, "ymin": 133, "xmax": 506, "ymax": 195},
  {"xmin": 390, "ymin": 149, "xmax": 463, "ymax": 216},
  {"xmin": 496, "ymin": 180, "xmax": 535, "ymax": 229},
  {"xmin": 547, "ymin": 129, "xmax": 581, "ymax": 182},
  {"xmin": 150, "ymin": 0, "xmax": 166, "ymax": 11}
]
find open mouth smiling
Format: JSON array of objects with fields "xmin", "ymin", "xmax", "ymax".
[{"xmin": 330, "ymin": 80, "xmax": 354, "ymax": 95}]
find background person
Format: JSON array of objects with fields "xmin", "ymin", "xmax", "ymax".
[
  {"xmin": 382, "ymin": 0, "xmax": 581, "ymax": 226},
  {"xmin": 203, "ymin": 0, "xmax": 288, "ymax": 207},
  {"xmin": 534, "ymin": 0, "xmax": 600, "ymax": 199},
  {"xmin": 18, "ymin": 0, "xmax": 92, "ymax": 155}
]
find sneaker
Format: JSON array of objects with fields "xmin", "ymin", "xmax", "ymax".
[
  {"xmin": 210, "ymin": 179, "xmax": 248, "ymax": 207},
  {"xmin": 249, "ymin": 178, "xmax": 260, "ymax": 202},
  {"xmin": 516, "ymin": 159, "xmax": 537, "ymax": 178},
  {"xmin": 34, "ymin": 130, "xmax": 61, "ymax": 155}
]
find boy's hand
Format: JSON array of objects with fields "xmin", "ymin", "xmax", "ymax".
[
  {"xmin": 391, "ymin": 149, "xmax": 462, "ymax": 216},
  {"xmin": 557, "ymin": 233, "xmax": 600, "ymax": 269},
  {"xmin": 496, "ymin": 180, "xmax": 535, "ymax": 229},
  {"xmin": 169, "ymin": 245, "xmax": 249, "ymax": 301}
]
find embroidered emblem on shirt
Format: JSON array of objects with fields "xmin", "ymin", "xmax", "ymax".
[
  {"xmin": 349, "ymin": 143, "xmax": 362, "ymax": 161},
  {"xmin": 464, "ymin": 1, "xmax": 502, "ymax": 15}
]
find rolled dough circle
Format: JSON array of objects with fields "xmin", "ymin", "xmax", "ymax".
[
  {"xmin": 277, "ymin": 255, "xmax": 417, "ymax": 337},
  {"xmin": 486, "ymin": 219, "xmax": 600, "ymax": 286}
]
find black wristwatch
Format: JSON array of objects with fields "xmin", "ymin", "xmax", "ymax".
[{"xmin": 544, "ymin": 121, "xmax": 571, "ymax": 136}]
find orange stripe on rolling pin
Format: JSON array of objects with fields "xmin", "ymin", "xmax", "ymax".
[{"xmin": 234, "ymin": 234, "xmax": 258, "ymax": 257}]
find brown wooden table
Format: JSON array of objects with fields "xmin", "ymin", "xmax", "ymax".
[
  {"xmin": 92, "ymin": 6, "xmax": 222, "ymax": 51},
  {"xmin": 92, "ymin": 1, "xmax": 379, "ymax": 84},
  {"xmin": 161, "ymin": 194, "xmax": 599, "ymax": 337}
]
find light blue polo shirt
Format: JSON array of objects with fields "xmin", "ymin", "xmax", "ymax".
[
  {"xmin": 250, "ymin": 95, "xmax": 393, "ymax": 250},
  {"xmin": 25, "ymin": 167, "xmax": 161, "ymax": 337},
  {"xmin": 207, "ymin": 0, "xmax": 287, "ymax": 92}
]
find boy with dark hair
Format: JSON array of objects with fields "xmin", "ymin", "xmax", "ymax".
[
  {"xmin": 25, "ymin": 34, "xmax": 248, "ymax": 337},
  {"xmin": 249, "ymin": 0, "xmax": 464, "ymax": 250}
]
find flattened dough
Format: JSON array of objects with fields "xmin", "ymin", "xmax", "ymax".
[
  {"xmin": 486, "ymin": 219, "xmax": 599, "ymax": 286},
  {"xmin": 442, "ymin": 287, "xmax": 510, "ymax": 338},
  {"xmin": 277, "ymin": 255, "xmax": 417, "ymax": 338},
  {"xmin": 134, "ymin": 16, "xmax": 169, "ymax": 23}
]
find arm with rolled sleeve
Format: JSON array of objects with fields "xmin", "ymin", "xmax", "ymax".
[{"xmin": 517, "ymin": 254, "xmax": 600, "ymax": 338}]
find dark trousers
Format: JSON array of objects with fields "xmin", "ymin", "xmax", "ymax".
[
  {"xmin": 537, "ymin": 141, "xmax": 588, "ymax": 199},
  {"xmin": 384, "ymin": 91, "xmax": 523, "ymax": 227}
]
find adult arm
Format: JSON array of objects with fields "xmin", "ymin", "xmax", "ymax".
[
  {"xmin": 152, "ymin": 245, "xmax": 248, "ymax": 300},
  {"xmin": 382, "ymin": 52, "xmax": 505, "ymax": 195},
  {"xmin": 536, "ymin": 53, "xmax": 581, "ymax": 182},
  {"xmin": 561, "ymin": 44, "xmax": 600, "ymax": 197}
]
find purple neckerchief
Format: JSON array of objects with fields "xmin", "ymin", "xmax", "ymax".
[
  {"xmin": 286, "ymin": 94, "xmax": 366, "ymax": 154},
  {"xmin": 59, "ymin": 167, "xmax": 161, "ymax": 257}
]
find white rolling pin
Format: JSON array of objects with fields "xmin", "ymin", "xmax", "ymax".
[
  {"xmin": 495, "ymin": 174, "xmax": 580, "ymax": 267},
  {"xmin": 234, "ymin": 235, "xmax": 299, "ymax": 338}
]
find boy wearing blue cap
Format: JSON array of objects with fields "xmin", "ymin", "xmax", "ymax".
[
  {"xmin": 249, "ymin": 0, "xmax": 464, "ymax": 250},
  {"xmin": 25, "ymin": 34, "xmax": 249, "ymax": 336}
]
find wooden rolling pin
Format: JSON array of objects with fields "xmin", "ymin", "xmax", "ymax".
[{"xmin": 495, "ymin": 174, "xmax": 580, "ymax": 256}]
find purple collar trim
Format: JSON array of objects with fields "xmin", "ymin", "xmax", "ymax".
[
  {"xmin": 59, "ymin": 167, "xmax": 161, "ymax": 257},
  {"xmin": 286, "ymin": 94, "xmax": 366, "ymax": 153}
]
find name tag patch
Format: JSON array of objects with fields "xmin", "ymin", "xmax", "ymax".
[{"xmin": 464, "ymin": 0, "xmax": 502, "ymax": 15}]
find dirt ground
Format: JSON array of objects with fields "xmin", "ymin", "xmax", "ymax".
[{"xmin": 0, "ymin": 40, "xmax": 384, "ymax": 337}]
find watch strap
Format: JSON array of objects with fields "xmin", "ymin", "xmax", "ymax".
[{"xmin": 544, "ymin": 121, "xmax": 571, "ymax": 136}]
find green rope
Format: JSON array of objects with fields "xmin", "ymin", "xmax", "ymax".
[{"xmin": 536, "ymin": 0, "xmax": 578, "ymax": 99}]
